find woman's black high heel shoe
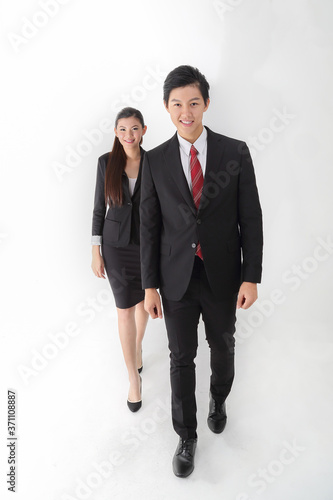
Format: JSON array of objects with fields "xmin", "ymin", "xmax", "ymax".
[{"xmin": 127, "ymin": 376, "xmax": 142, "ymax": 412}]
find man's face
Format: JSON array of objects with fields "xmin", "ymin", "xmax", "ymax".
[{"xmin": 164, "ymin": 84, "xmax": 210, "ymax": 143}]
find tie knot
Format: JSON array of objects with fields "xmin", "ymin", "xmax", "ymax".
[{"xmin": 190, "ymin": 145, "xmax": 198, "ymax": 157}]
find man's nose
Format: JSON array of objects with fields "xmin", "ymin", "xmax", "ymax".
[{"xmin": 181, "ymin": 105, "xmax": 192, "ymax": 116}]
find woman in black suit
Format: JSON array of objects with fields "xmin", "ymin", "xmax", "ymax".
[{"xmin": 91, "ymin": 107, "xmax": 149, "ymax": 412}]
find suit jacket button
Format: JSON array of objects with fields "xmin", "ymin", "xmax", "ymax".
[
  {"xmin": 197, "ymin": 219, "xmax": 201, "ymax": 224},
  {"xmin": 192, "ymin": 243, "xmax": 196, "ymax": 248}
]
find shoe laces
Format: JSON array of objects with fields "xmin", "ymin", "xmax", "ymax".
[
  {"xmin": 179, "ymin": 439, "xmax": 196, "ymax": 457},
  {"xmin": 211, "ymin": 399, "xmax": 224, "ymax": 415}
]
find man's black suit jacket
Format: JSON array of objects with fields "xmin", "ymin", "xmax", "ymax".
[{"xmin": 140, "ymin": 126, "xmax": 263, "ymax": 301}]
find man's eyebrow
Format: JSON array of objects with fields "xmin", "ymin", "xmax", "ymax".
[{"xmin": 170, "ymin": 97, "xmax": 201, "ymax": 102}]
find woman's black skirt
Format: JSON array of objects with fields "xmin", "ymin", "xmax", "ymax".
[{"xmin": 101, "ymin": 243, "xmax": 145, "ymax": 309}]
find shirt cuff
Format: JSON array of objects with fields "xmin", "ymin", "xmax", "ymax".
[{"xmin": 91, "ymin": 235, "xmax": 102, "ymax": 245}]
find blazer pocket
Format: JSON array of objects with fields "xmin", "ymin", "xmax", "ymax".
[
  {"xmin": 103, "ymin": 218, "xmax": 120, "ymax": 243},
  {"xmin": 160, "ymin": 243, "xmax": 171, "ymax": 256},
  {"xmin": 227, "ymin": 236, "xmax": 241, "ymax": 253}
]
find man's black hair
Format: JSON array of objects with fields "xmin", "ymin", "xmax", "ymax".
[{"xmin": 163, "ymin": 65, "xmax": 210, "ymax": 105}]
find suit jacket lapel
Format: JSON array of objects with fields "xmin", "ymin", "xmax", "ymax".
[
  {"xmin": 162, "ymin": 127, "xmax": 226, "ymax": 214},
  {"xmin": 198, "ymin": 126, "xmax": 226, "ymax": 213},
  {"xmin": 132, "ymin": 147, "xmax": 144, "ymax": 198},
  {"xmin": 163, "ymin": 133, "xmax": 196, "ymax": 214}
]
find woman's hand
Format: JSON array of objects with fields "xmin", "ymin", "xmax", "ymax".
[{"xmin": 91, "ymin": 246, "xmax": 106, "ymax": 279}]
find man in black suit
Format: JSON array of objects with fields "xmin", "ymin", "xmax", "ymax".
[{"xmin": 140, "ymin": 66, "xmax": 263, "ymax": 477}]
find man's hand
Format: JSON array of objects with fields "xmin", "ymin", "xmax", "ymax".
[
  {"xmin": 237, "ymin": 282, "xmax": 258, "ymax": 309},
  {"xmin": 144, "ymin": 288, "xmax": 163, "ymax": 319}
]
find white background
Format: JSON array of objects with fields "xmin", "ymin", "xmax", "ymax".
[{"xmin": 1, "ymin": 1, "xmax": 333, "ymax": 499}]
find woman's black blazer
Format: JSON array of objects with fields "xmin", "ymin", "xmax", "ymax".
[{"xmin": 92, "ymin": 148, "xmax": 145, "ymax": 247}]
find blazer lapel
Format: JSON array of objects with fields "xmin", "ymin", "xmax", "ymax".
[
  {"xmin": 162, "ymin": 128, "xmax": 226, "ymax": 214},
  {"xmin": 163, "ymin": 133, "xmax": 196, "ymax": 214},
  {"xmin": 198, "ymin": 126, "xmax": 226, "ymax": 213},
  {"xmin": 132, "ymin": 147, "xmax": 144, "ymax": 198},
  {"xmin": 122, "ymin": 171, "xmax": 130, "ymax": 202}
]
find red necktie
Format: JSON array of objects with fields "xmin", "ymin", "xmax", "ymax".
[{"xmin": 190, "ymin": 145, "xmax": 203, "ymax": 260}]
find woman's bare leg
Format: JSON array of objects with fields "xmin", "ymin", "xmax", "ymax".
[
  {"xmin": 117, "ymin": 306, "xmax": 141, "ymax": 402},
  {"xmin": 135, "ymin": 300, "xmax": 149, "ymax": 370}
]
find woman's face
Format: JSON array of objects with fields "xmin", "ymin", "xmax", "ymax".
[{"xmin": 114, "ymin": 116, "xmax": 147, "ymax": 152}]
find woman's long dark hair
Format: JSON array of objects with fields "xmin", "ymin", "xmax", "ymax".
[{"xmin": 105, "ymin": 107, "xmax": 145, "ymax": 207}]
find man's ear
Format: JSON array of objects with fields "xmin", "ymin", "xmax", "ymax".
[
  {"xmin": 164, "ymin": 100, "xmax": 170, "ymax": 113},
  {"xmin": 204, "ymin": 98, "xmax": 210, "ymax": 112}
]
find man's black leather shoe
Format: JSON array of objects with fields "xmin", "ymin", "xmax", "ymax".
[
  {"xmin": 207, "ymin": 392, "xmax": 227, "ymax": 434},
  {"xmin": 172, "ymin": 438, "xmax": 197, "ymax": 478}
]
